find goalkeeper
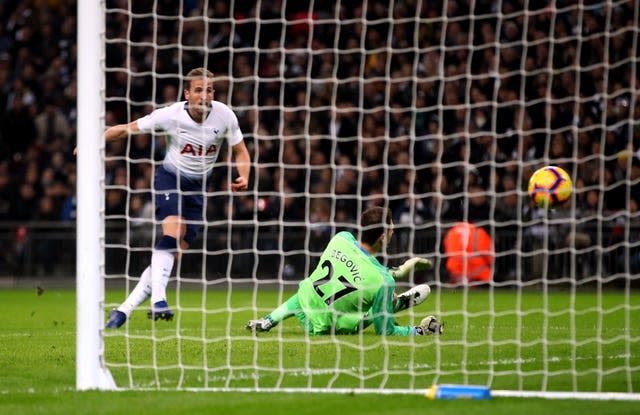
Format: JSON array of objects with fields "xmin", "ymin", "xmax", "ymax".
[{"xmin": 247, "ymin": 207, "xmax": 442, "ymax": 336}]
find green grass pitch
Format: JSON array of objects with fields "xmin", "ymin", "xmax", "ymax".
[{"xmin": 1, "ymin": 287, "xmax": 639, "ymax": 415}]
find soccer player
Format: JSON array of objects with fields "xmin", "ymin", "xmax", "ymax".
[
  {"xmin": 246, "ymin": 207, "xmax": 443, "ymax": 336},
  {"xmin": 105, "ymin": 67, "xmax": 250, "ymax": 328}
]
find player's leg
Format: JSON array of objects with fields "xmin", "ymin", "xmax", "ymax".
[
  {"xmin": 147, "ymin": 215, "xmax": 184, "ymax": 321},
  {"xmin": 246, "ymin": 294, "xmax": 301, "ymax": 332},
  {"xmin": 106, "ymin": 265, "xmax": 152, "ymax": 328},
  {"xmin": 108, "ymin": 164, "xmax": 182, "ymax": 327},
  {"xmin": 148, "ymin": 195, "xmax": 203, "ymax": 320},
  {"xmin": 147, "ymin": 166, "xmax": 205, "ymax": 321},
  {"xmin": 394, "ymin": 283, "xmax": 431, "ymax": 313},
  {"xmin": 146, "ymin": 166, "xmax": 180, "ymax": 320},
  {"xmin": 335, "ymin": 312, "xmax": 369, "ymax": 334}
]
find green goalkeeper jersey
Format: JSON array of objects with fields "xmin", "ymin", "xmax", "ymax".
[{"xmin": 296, "ymin": 231, "xmax": 413, "ymax": 336}]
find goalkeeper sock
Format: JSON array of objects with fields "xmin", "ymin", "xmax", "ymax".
[
  {"xmin": 268, "ymin": 294, "xmax": 301, "ymax": 324},
  {"xmin": 118, "ymin": 265, "xmax": 151, "ymax": 317},
  {"xmin": 150, "ymin": 248, "xmax": 175, "ymax": 304}
]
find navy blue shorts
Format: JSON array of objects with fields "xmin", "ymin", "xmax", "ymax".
[{"xmin": 154, "ymin": 165, "xmax": 206, "ymax": 244}]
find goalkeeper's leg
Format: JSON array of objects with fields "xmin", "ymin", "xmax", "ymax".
[
  {"xmin": 394, "ymin": 284, "xmax": 431, "ymax": 313},
  {"xmin": 106, "ymin": 265, "xmax": 152, "ymax": 328},
  {"xmin": 355, "ymin": 284, "xmax": 431, "ymax": 332},
  {"xmin": 247, "ymin": 294, "xmax": 301, "ymax": 332}
]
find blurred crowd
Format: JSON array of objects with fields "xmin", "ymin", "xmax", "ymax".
[
  {"xmin": 1, "ymin": 0, "xmax": 639, "ymax": 277},
  {"xmin": 0, "ymin": 0, "xmax": 76, "ymax": 223}
]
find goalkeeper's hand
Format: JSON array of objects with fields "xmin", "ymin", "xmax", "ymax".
[
  {"xmin": 414, "ymin": 315, "xmax": 443, "ymax": 335},
  {"xmin": 391, "ymin": 257, "xmax": 432, "ymax": 279}
]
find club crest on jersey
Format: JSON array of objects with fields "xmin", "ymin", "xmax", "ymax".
[{"xmin": 180, "ymin": 143, "xmax": 217, "ymax": 156}]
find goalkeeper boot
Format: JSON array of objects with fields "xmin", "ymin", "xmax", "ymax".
[
  {"xmin": 106, "ymin": 309, "xmax": 127, "ymax": 329},
  {"xmin": 394, "ymin": 284, "xmax": 431, "ymax": 313},
  {"xmin": 147, "ymin": 300, "xmax": 174, "ymax": 321},
  {"xmin": 246, "ymin": 316, "xmax": 274, "ymax": 332}
]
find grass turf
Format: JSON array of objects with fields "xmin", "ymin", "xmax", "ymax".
[{"xmin": 1, "ymin": 287, "xmax": 638, "ymax": 414}]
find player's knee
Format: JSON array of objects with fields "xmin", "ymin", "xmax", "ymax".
[
  {"xmin": 161, "ymin": 216, "xmax": 186, "ymax": 237},
  {"xmin": 183, "ymin": 226, "xmax": 200, "ymax": 246}
]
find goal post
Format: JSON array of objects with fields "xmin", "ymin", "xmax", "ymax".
[
  {"xmin": 75, "ymin": 0, "xmax": 640, "ymax": 398},
  {"xmin": 76, "ymin": 0, "xmax": 115, "ymax": 390}
]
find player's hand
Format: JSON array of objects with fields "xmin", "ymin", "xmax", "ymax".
[
  {"xmin": 392, "ymin": 257, "xmax": 432, "ymax": 279},
  {"xmin": 415, "ymin": 315, "xmax": 443, "ymax": 335},
  {"xmin": 231, "ymin": 176, "xmax": 248, "ymax": 191}
]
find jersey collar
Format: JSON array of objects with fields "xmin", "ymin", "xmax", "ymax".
[{"xmin": 184, "ymin": 102, "xmax": 213, "ymax": 124}]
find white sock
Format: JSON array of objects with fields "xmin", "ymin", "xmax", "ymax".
[
  {"xmin": 118, "ymin": 265, "xmax": 151, "ymax": 317},
  {"xmin": 150, "ymin": 249, "xmax": 175, "ymax": 304}
]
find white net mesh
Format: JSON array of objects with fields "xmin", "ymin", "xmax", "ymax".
[{"xmin": 99, "ymin": 0, "xmax": 640, "ymax": 395}]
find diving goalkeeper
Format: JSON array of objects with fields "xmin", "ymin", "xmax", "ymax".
[{"xmin": 246, "ymin": 207, "xmax": 443, "ymax": 336}]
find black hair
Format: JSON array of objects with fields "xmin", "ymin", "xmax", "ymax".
[{"xmin": 360, "ymin": 206, "xmax": 392, "ymax": 246}]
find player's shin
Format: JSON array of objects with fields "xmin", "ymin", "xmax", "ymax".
[
  {"xmin": 269, "ymin": 294, "xmax": 300, "ymax": 323},
  {"xmin": 247, "ymin": 294, "xmax": 300, "ymax": 332},
  {"xmin": 150, "ymin": 236, "xmax": 177, "ymax": 305},
  {"xmin": 118, "ymin": 265, "xmax": 152, "ymax": 316}
]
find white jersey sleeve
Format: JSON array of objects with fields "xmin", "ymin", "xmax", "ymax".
[{"xmin": 136, "ymin": 105, "xmax": 174, "ymax": 132}]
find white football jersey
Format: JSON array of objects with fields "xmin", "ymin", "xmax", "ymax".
[{"xmin": 136, "ymin": 101, "xmax": 243, "ymax": 179}]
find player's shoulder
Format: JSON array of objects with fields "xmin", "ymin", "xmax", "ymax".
[
  {"xmin": 334, "ymin": 231, "xmax": 356, "ymax": 243},
  {"xmin": 166, "ymin": 101, "xmax": 188, "ymax": 112},
  {"xmin": 210, "ymin": 100, "xmax": 232, "ymax": 110},
  {"xmin": 211, "ymin": 100, "xmax": 238, "ymax": 118},
  {"xmin": 148, "ymin": 101, "xmax": 186, "ymax": 116}
]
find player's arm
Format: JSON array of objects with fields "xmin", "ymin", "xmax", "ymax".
[
  {"xmin": 104, "ymin": 120, "xmax": 140, "ymax": 142},
  {"xmin": 390, "ymin": 257, "xmax": 432, "ymax": 279},
  {"xmin": 73, "ymin": 120, "xmax": 141, "ymax": 156},
  {"xmin": 231, "ymin": 140, "xmax": 250, "ymax": 191}
]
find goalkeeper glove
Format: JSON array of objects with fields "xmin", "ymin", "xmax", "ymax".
[
  {"xmin": 391, "ymin": 257, "xmax": 432, "ymax": 279},
  {"xmin": 414, "ymin": 315, "xmax": 443, "ymax": 335}
]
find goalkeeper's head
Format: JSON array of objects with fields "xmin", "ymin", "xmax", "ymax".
[{"xmin": 360, "ymin": 206, "xmax": 394, "ymax": 253}]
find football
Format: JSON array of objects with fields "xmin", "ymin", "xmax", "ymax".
[{"xmin": 527, "ymin": 165, "xmax": 573, "ymax": 208}]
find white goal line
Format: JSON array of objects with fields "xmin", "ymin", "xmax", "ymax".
[{"xmin": 118, "ymin": 387, "xmax": 640, "ymax": 401}]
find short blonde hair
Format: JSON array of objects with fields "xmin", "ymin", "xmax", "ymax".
[{"xmin": 184, "ymin": 67, "xmax": 214, "ymax": 90}]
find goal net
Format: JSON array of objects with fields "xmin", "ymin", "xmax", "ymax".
[{"xmin": 77, "ymin": 0, "xmax": 640, "ymax": 397}]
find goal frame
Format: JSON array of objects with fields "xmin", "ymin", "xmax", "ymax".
[
  {"xmin": 74, "ymin": 0, "xmax": 640, "ymax": 399},
  {"xmin": 76, "ymin": 0, "xmax": 115, "ymax": 390}
]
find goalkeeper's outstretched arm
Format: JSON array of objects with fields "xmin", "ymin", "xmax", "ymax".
[{"xmin": 390, "ymin": 257, "xmax": 432, "ymax": 279}]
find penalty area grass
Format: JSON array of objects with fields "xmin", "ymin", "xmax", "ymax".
[{"xmin": 0, "ymin": 287, "xmax": 638, "ymax": 415}]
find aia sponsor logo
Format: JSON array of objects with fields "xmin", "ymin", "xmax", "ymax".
[{"xmin": 180, "ymin": 144, "xmax": 217, "ymax": 156}]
